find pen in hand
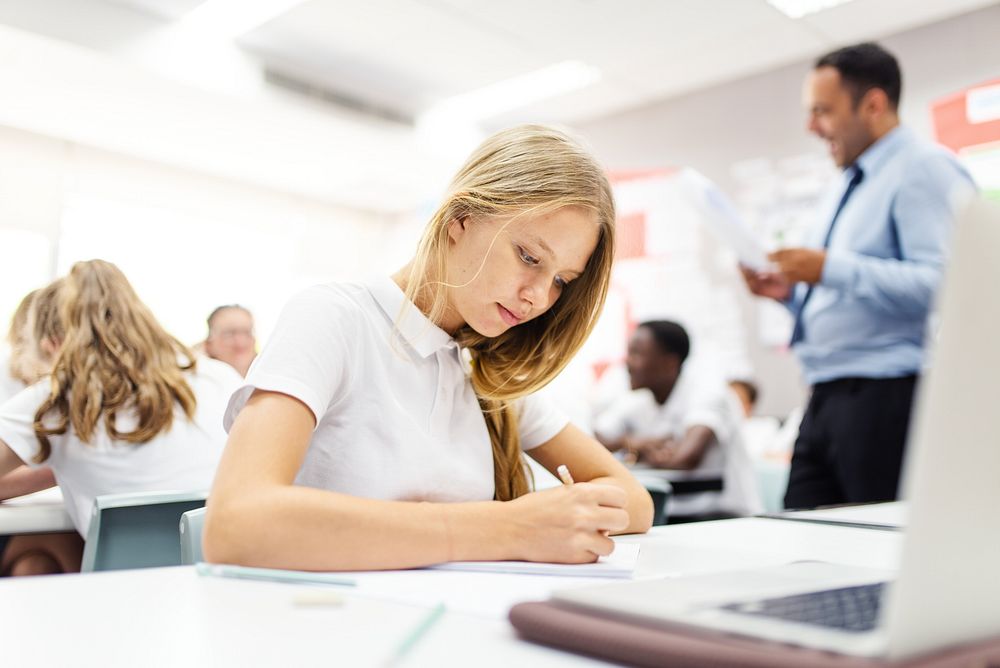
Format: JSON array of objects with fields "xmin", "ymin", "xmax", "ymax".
[{"xmin": 558, "ymin": 464, "xmax": 612, "ymax": 539}]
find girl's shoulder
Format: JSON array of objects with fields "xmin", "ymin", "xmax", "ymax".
[{"xmin": 282, "ymin": 281, "xmax": 375, "ymax": 332}]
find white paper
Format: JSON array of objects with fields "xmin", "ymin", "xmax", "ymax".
[
  {"xmin": 678, "ymin": 167, "xmax": 770, "ymax": 271},
  {"xmin": 426, "ymin": 543, "xmax": 640, "ymax": 578},
  {"xmin": 346, "ymin": 569, "xmax": 631, "ymax": 619}
]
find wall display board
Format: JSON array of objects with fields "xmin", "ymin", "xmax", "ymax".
[
  {"xmin": 548, "ymin": 169, "xmax": 754, "ymax": 423},
  {"xmin": 932, "ymin": 77, "xmax": 1000, "ymax": 201}
]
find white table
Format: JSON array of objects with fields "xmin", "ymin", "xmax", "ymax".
[
  {"xmin": 0, "ymin": 487, "xmax": 74, "ymax": 535},
  {"xmin": 769, "ymin": 501, "xmax": 908, "ymax": 530},
  {"xmin": 0, "ymin": 518, "xmax": 903, "ymax": 667}
]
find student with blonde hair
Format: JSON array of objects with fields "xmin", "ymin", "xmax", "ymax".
[
  {"xmin": 1, "ymin": 283, "xmax": 65, "ymax": 480},
  {"xmin": 205, "ymin": 124, "xmax": 653, "ymax": 571},
  {"xmin": 0, "ymin": 260, "xmax": 241, "ymax": 575},
  {"xmin": 1, "ymin": 289, "xmax": 38, "ymax": 403},
  {"xmin": 0, "ymin": 284, "xmax": 69, "ymax": 576}
]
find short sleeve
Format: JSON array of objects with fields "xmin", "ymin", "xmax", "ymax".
[
  {"xmin": 224, "ymin": 286, "xmax": 360, "ymax": 431},
  {"xmin": 0, "ymin": 382, "xmax": 52, "ymax": 467},
  {"xmin": 592, "ymin": 392, "xmax": 642, "ymax": 442},
  {"xmin": 516, "ymin": 392, "xmax": 570, "ymax": 450}
]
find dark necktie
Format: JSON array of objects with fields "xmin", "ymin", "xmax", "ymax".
[{"xmin": 789, "ymin": 165, "xmax": 864, "ymax": 346}]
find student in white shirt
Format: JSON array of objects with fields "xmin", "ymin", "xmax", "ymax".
[
  {"xmin": 1, "ymin": 288, "xmax": 44, "ymax": 404},
  {"xmin": 594, "ymin": 320, "xmax": 762, "ymax": 518},
  {"xmin": 0, "ymin": 260, "xmax": 241, "ymax": 575},
  {"xmin": 205, "ymin": 124, "xmax": 654, "ymax": 571},
  {"xmin": 1, "ymin": 282, "xmax": 70, "ymax": 494},
  {"xmin": 0, "ymin": 284, "xmax": 69, "ymax": 576}
]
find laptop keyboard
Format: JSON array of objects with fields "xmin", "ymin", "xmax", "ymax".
[{"xmin": 720, "ymin": 582, "xmax": 887, "ymax": 632}]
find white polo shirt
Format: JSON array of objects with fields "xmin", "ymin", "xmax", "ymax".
[
  {"xmin": 0, "ymin": 346, "xmax": 28, "ymax": 405},
  {"xmin": 0, "ymin": 358, "xmax": 242, "ymax": 535},
  {"xmin": 224, "ymin": 277, "xmax": 569, "ymax": 502}
]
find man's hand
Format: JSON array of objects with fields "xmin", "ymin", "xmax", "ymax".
[
  {"xmin": 630, "ymin": 437, "xmax": 679, "ymax": 468},
  {"xmin": 619, "ymin": 436, "xmax": 669, "ymax": 465},
  {"xmin": 768, "ymin": 248, "xmax": 827, "ymax": 285},
  {"xmin": 740, "ymin": 265, "xmax": 792, "ymax": 301}
]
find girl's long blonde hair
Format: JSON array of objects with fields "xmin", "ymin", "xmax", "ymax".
[
  {"xmin": 33, "ymin": 260, "xmax": 198, "ymax": 462},
  {"xmin": 403, "ymin": 125, "xmax": 616, "ymax": 501}
]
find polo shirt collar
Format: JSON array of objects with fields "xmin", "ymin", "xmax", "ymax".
[{"xmin": 365, "ymin": 275, "xmax": 456, "ymax": 359}]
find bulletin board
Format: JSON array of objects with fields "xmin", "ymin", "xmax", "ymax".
[
  {"xmin": 569, "ymin": 169, "xmax": 752, "ymax": 398},
  {"xmin": 932, "ymin": 77, "xmax": 1000, "ymax": 200}
]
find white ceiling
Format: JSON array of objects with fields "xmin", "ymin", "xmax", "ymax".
[
  {"xmin": 0, "ymin": 0, "xmax": 995, "ymax": 212},
  {"xmin": 104, "ymin": 0, "xmax": 999, "ymax": 126}
]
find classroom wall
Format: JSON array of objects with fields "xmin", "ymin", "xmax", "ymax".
[
  {"xmin": 3, "ymin": 4, "xmax": 996, "ymax": 416},
  {"xmin": 577, "ymin": 4, "xmax": 1000, "ymax": 417},
  {"xmin": 0, "ymin": 123, "xmax": 399, "ymax": 346}
]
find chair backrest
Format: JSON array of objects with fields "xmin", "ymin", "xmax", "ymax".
[
  {"xmin": 641, "ymin": 478, "xmax": 672, "ymax": 526},
  {"xmin": 179, "ymin": 507, "xmax": 207, "ymax": 565},
  {"xmin": 81, "ymin": 490, "xmax": 208, "ymax": 572}
]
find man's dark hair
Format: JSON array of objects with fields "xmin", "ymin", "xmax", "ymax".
[
  {"xmin": 638, "ymin": 320, "xmax": 690, "ymax": 364},
  {"xmin": 816, "ymin": 42, "xmax": 901, "ymax": 110}
]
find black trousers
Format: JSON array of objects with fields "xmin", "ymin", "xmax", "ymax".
[{"xmin": 783, "ymin": 375, "xmax": 918, "ymax": 510}]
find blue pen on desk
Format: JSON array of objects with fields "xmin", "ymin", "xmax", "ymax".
[{"xmin": 196, "ymin": 562, "xmax": 357, "ymax": 587}]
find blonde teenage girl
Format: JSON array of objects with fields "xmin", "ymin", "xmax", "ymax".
[{"xmin": 205, "ymin": 125, "xmax": 653, "ymax": 571}]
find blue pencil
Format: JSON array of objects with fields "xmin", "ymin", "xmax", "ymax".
[{"xmin": 196, "ymin": 562, "xmax": 357, "ymax": 587}]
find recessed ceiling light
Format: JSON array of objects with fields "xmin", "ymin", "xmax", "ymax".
[
  {"xmin": 414, "ymin": 61, "xmax": 602, "ymax": 173},
  {"xmin": 426, "ymin": 60, "xmax": 602, "ymax": 122},
  {"xmin": 766, "ymin": 0, "xmax": 856, "ymax": 19},
  {"xmin": 180, "ymin": 0, "xmax": 306, "ymax": 39}
]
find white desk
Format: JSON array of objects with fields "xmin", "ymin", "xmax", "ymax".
[
  {"xmin": 770, "ymin": 501, "xmax": 908, "ymax": 530},
  {"xmin": 0, "ymin": 518, "xmax": 903, "ymax": 667},
  {"xmin": 0, "ymin": 487, "xmax": 74, "ymax": 535}
]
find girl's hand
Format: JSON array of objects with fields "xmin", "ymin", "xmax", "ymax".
[{"xmin": 502, "ymin": 482, "xmax": 628, "ymax": 563}]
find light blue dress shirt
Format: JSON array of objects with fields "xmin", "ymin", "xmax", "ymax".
[{"xmin": 788, "ymin": 126, "xmax": 975, "ymax": 385}]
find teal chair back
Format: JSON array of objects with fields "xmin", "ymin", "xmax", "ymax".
[
  {"xmin": 179, "ymin": 507, "xmax": 207, "ymax": 565},
  {"xmin": 81, "ymin": 490, "xmax": 208, "ymax": 572},
  {"xmin": 641, "ymin": 478, "xmax": 672, "ymax": 526}
]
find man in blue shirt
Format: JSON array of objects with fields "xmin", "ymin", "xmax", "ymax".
[{"xmin": 742, "ymin": 43, "xmax": 974, "ymax": 509}]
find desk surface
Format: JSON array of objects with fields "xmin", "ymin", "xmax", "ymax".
[
  {"xmin": 769, "ymin": 501, "xmax": 908, "ymax": 530},
  {"xmin": 0, "ymin": 487, "xmax": 74, "ymax": 535},
  {"xmin": 0, "ymin": 517, "xmax": 902, "ymax": 667}
]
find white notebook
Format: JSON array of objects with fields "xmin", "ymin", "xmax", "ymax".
[{"xmin": 427, "ymin": 543, "xmax": 640, "ymax": 578}]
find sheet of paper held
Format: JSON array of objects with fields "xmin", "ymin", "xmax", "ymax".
[
  {"xmin": 677, "ymin": 167, "xmax": 770, "ymax": 271},
  {"xmin": 427, "ymin": 543, "xmax": 641, "ymax": 578},
  {"xmin": 321, "ymin": 544, "xmax": 641, "ymax": 619}
]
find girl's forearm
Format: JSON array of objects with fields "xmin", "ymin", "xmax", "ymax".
[{"xmin": 204, "ymin": 486, "xmax": 516, "ymax": 571}]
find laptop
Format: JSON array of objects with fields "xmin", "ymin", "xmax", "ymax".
[{"xmin": 552, "ymin": 197, "xmax": 1000, "ymax": 661}]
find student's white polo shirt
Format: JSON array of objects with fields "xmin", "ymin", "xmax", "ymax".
[
  {"xmin": 0, "ymin": 346, "xmax": 26, "ymax": 405},
  {"xmin": 224, "ymin": 277, "xmax": 568, "ymax": 502},
  {"xmin": 0, "ymin": 358, "xmax": 242, "ymax": 535}
]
